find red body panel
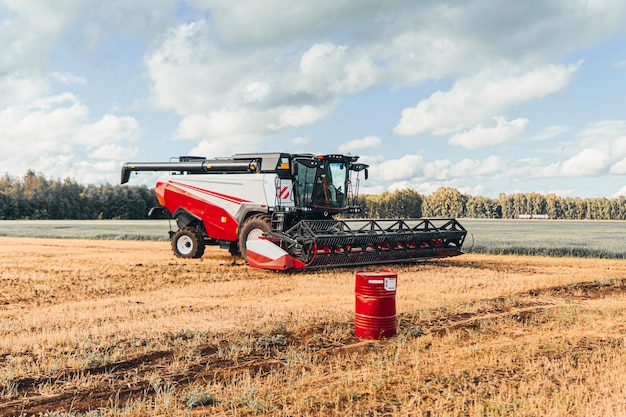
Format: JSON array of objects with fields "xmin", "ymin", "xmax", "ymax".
[{"xmin": 156, "ymin": 180, "xmax": 248, "ymax": 241}]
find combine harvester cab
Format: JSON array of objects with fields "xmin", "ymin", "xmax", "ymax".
[{"xmin": 121, "ymin": 152, "xmax": 467, "ymax": 270}]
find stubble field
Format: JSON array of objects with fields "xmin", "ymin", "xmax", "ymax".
[{"xmin": 1, "ymin": 236, "xmax": 626, "ymax": 416}]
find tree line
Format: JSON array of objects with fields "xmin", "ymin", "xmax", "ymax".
[
  {"xmin": 0, "ymin": 170, "xmax": 156, "ymax": 220},
  {"xmin": 357, "ymin": 187, "xmax": 626, "ymax": 220},
  {"xmin": 2, "ymin": 171, "xmax": 626, "ymax": 221}
]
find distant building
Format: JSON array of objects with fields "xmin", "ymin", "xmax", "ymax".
[{"xmin": 519, "ymin": 214, "xmax": 549, "ymax": 219}]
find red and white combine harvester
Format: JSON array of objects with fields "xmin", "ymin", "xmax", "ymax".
[{"xmin": 121, "ymin": 153, "xmax": 466, "ymax": 270}]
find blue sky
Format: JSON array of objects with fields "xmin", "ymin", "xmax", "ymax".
[{"xmin": 2, "ymin": 1, "xmax": 626, "ymax": 198}]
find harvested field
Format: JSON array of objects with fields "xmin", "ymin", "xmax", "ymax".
[{"xmin": 1, "ymin": 237, "xmax": 626, "ymax": 416}]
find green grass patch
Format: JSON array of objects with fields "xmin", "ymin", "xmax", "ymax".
[
  {"xmin": 1, "ymin": 218, "xmax": 626, "ymax": 259},
  {"xmin": 461, "ymin": 218, "xmax": 626, "ymax": 259},
  {"xmin": 0, "ymin": 220, "xmax": 172, "ymax": 241}
]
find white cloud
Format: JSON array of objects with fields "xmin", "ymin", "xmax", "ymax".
[
  {"xmin": 394, "ymin": 62, "xmax": 582, "ymax": 136},
  {"xmin": 1, "ymin": 0, "xmax": 178, "ymax": 72},
  {"xmin": 448, "ymin": 155, "xmax": 517, "ymax": 179},
  {"xmin": 142, "ymin": 1, "xmax": 626, "ymax": 159},
  {"xmin": 337, "ymin": 135, "xmax": 382, "ymax": 154},
  {"xmin": 295, "ymin": 42, "xmax": 377, "ymax": 98},
  {"xmin": 191, "ymin": 0, "xmax": 395, "ymax": 46},
  {"xmin": 449, "ymin": 158, "xmax": 480, "ymax": 177},
  {"xmin": 613, "ymin": 184, "xmax": 626, "ymax": 197},
  {"xmin": 173, "ymin": 110, "xmax": 269, "ymax": 142},
  {"xmin": 243, "ymin": 81, "xmax": 271, "ymax": 104},
  {"xmin": 0, "ymin": 1, "xmax": 83, "ymax": 71},
  {"xmin": 610, "ymin": 136, "xmax": 626, "ymax": 158},
  {"xmin": 539, "ymin": 148, "xmax": 610, "ymax": 177},
  {"xmin": 0, "ymin": 93, "xmax": 87, "ymax": 152},
  {"xmin": 0, "ymin": 91, "xmax": 140, "ymax": 184},
  {"xmin": 145, "ymin": 20, "xmax": 341, "ymax": 142},
  {"xmin": 374, "ymin": 154, "xmax": 424, "ymax": 181},
  {"xmin": 3, "ymin": 0, "xmax": 626, "ymax": 196},
  {"xmin": 448, "ymin": 117, "xmax": 528, "ymax": 149},
  {"xmin": 73, "ymin": 114, "xmax": 139, "ymax": 146},
  {"xmin": 51, "ymin": 71, "xmax": 86, "ymax": 85},
  {"xmin": 187, "ymin": 139, "xmax": 251, "ymax": 159},
  {"xmin": 528, "ymin": 125, "xmax": 571, "ymax": 142},
  {"xmin": 423, "ymin": 159, "xmax": 452, "ymax": 181},
  {"xmin": 88, "ymin": 144, "xmax": 138, "ymax": 160},
  {"xmin": 290, "ymin": 136, "xmax": 309, "ymax": 146},
  {"xmin": 0, "ymin": 69, "xmax": 50, "ymax": 107},
  {"xmin": 273, "ymin": 103, "xmax": 336, "ymax": 129},
  {"xmin": 610, "ymin": 158, "xmax": 626, "ymax": 175},
  {"xmin": 476, "ymin": 155, "xmax": 507, "ymax": 176},
  {"xmin": 577, "ymin": 120, "xmax": 626, "ymax": 147}
]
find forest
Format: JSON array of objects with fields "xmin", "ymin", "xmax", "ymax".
[
  {"xmin": 1, "ymin": 170, "xmax": 626, "ymax": 220},
  {"xmin": 0, "ymin": 170, "xmax": 156, "ymax": 220},
  {"xmin": 360, "ymin": 187, "xmax": 626, "ymax": 220}
]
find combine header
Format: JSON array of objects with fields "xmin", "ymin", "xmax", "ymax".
[{"xmin": 121, "ymin": 153, "xmax": 466, "ymax": 270}]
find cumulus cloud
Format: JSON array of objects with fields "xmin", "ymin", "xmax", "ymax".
[
  {"xmin": 273, "ymin": 103, "xmax": 337, "ymax": 129},
  {"xmin": 295, "ymin": 42, "xmax": 377, "ymax": 97},
  {"xmin": 0, "ymin": 2, "xmax": 82, "ymax": 71},
  {"xmin": 3, "ymin": 0, "xmax": 626, "ymax": 195},
  {"xmin": 144, "ymin": 21, "xmax": 364, "ymax": 142},
  {"xmin": 0, "ymin": 92, "xmax": 140, "ymax": 183},
  {"xmin": 290, "ymin": 136, "xmax": 309, "ymax": 146},
  {"xmin": 88, "ymin": 143, "xmax": 138, "ymax": 160},
  {"xmin": 51, "ymin": 71, "xmax": 86, "ymax": 85},
  {"xmin": 448, "ymin": 117, "xmax": 528, "ymax": 149},
  {"xmin": 174, "ymin": 110, "xmax": 270, "ymax": 142},
  {"xmin": 187, "ymin": 139, "xmax": 251, "ymax": 159},
  {"xmin": 145, "ymin": 1, "xmax": 615, "ymax": 146},
  {"xmin": 394, "ymin": 62, "xmax": 582, "ymax": 136},
  {"xmin": 449, "ymin": 157, "xmax": 507, "ymax": 179},
  {"xmin": 610, "ymin": 158, "xmax": 626, "ymax": 174},
  {"xmin": 0, "ymin": 69, "xmax": 50, "ymax": 107},
  {"xmin": 613, "ymin": 184, "xmax": 626, "ymax": 197},
  {"xmin": 1, "ymin": 0, "xmax": 177, "ymax": 71},
  {"xmin": 337, "ymin": 135, "xmax": 382, "ymax": 154},
  {"xmin": 374, "ymin": 154, "xmax": 424, "ymax": 182},
  {"xmin": 423, "ymin": 159, "xmax": 452, "ymax": 181},
  {"xmin": 539, "ymin": 148, "xmax": 610, "ymax": 177},
  {"xmin": 73, "ymin": 114, "xmax": 139, "ymax": 146},
  {"xmin": 528, "ymin": 125, "xmax": 571, "ymax": 142},
  {"xmin": 524, "ymin": 121, "xmax": 626, "ymax": 179},
  {"xmin": 611, "ymin": 136, "xmax": 626, "ymax": 161},
  {"xmin": 577, "ymin": 120, "xmax": 626, "ymax": 147}
]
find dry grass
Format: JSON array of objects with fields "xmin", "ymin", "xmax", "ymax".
[{"xmin": 1, "ymin": 237, "xmax": 626, "ymax": 416}]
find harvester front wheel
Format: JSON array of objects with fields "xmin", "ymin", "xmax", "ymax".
[
  {"xmin": 238, "ymin": 214, "xmax": 271, "ymax": 261},
  {"xmin": 171, "ymin": 227, "xmax": 205, "ymax": 259}
]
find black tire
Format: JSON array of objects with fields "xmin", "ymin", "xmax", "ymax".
[
  {"xmin": 238, "ymin": 214, "xmax": 271, "ymax": 261},
  {"xmin": 228, "ymin": 241, "xmax": 241, "ymax": 257},
  {"xmin": 171, "ymin": 227, "xmax": 205, "ymax": 259}
]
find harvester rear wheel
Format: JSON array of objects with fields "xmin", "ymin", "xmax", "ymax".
[
  {"xmin": 238, "ymin": 214, "xmax": 271, "ymax": 261},
  {"xmin": 171, "ymin": 227, "xmax": 205, "ymax": 259}
]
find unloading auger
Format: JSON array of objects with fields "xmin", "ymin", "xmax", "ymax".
[{"xmin": 121, "ymin": 152, "xmax": 466, "ymax": 270}]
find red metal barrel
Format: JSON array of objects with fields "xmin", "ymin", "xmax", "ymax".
[{"xmin": 354, "ymin": 270, "xmax": 397, "ymax": 339}]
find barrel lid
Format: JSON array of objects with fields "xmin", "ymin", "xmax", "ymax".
[{"xmin": 356, "ymin": 270, "xmax": 396, "ymax": 277}]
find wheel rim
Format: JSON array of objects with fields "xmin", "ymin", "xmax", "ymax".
[
  {"xmin": 176, "ymin": 235, "xmax": 194, "ymax": 255},
  {"xmin": 247, "ymin": 228, "xmax": 264, "ymax": 241}
]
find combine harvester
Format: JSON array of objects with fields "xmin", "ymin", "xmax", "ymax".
[{"xmin": 121, "ymin": 153, "xmax": 467, "ymax": 270}]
